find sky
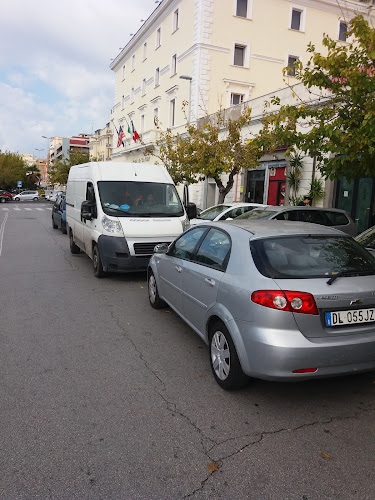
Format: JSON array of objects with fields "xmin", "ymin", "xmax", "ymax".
[{"xmin": 0, "ymin": 0, "xmax": 161, "ymax": 157}]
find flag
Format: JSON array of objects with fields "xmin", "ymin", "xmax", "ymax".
[
  {"xmin": 131, "ymin": 119, "xmax": 141, "ymax": 142},
  {"xmin": 117, "ymin": 125, "xmax": 125, "ymax": 147}
]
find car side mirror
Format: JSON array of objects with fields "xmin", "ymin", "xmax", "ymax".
[
  {"xmin": 185, "ymin": 202, "xmax": 197, "ymax": 220},
  {"xmin": 153, "ymin": 242, "xmax": 169, "ymax": 254},
  {"xmin": 81, "ymin": 200, "xmax": 96, "ymax": 221}
]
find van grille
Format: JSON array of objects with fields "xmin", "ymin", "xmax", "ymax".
[{"xmin": 133, "ymin": 242, "xmax": 168, "ymax": 255}]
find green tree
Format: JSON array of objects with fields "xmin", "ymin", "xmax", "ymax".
[
  {"xmin": 147, "ymin": 105, "xmax": 262, "ymax": 203},
  {"xmin": 48, "ymin": 151, "xmax": 91, "ymax": 185},
  {"xmin": 0, "ymin": 151, "xmax": 28, "ymax": 188},
  {"xmin": 258, "ymin": 15, "xmax": 375, "ymax": 181},
  {"xmin": 25, "ymin": 164, "xmax": 41, "ymax": 188}
]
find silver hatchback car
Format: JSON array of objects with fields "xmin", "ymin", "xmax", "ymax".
[{"xmin": 148, "ymin": 220, "xmax": 375, "ymax": 390}]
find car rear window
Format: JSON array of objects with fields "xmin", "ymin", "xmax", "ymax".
[
  {"xmin": 324, "ymin": 211, "xmax": 349, "ymax": 226},
  {"xmin": 237, "ymin": 209, "xmax": 278, "ymax": 220},
  {"xmin": 251, "ymin": 235, "xmax": 375, "ymax": 278}
]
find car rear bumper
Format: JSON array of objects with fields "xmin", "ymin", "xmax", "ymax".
[{"xmin": 234, "ymin": 320, "xmax": 375, "ymax": 381}]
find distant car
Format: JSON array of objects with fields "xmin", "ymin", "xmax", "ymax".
[
  {"xmin": 52, "ymin": 194, "xmax": 67, "ymax": 234},
  {"xmin": 148, "ymin": 220, "xmax": 375, "ymax": 389},
  {"xmin": 189, "ymin": 202, "xmax": 268, "ymax": 226},
  {"xmin": 46, "ymin": 190, "xmax": 65, "ymax": 202},
  {"xmin": 12, "ymin": 190, "xmax": 40, "ymax": 202},
  {"xmin": 0, "ymin": 190, "xmax": 13, "ymax": 203},
  {"xmin": 235, "ymin": 205, "xmax": 358, "ymax": 236},
  {"xmin": 355, "ymin": 225, "xmax": 375, "ymax": 256}
]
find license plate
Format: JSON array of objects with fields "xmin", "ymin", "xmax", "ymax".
[{"xmin": 325, "ymin": 308, "xmax": 375, "ymax": 327}]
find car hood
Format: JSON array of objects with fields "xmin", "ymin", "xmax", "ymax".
[{"xmin": 118, "ymin": 217, "xmax": 183, "ymax": 238}]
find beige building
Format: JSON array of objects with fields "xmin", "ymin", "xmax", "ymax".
[
  {"xmin": 89, "ymin": 123, "xmax": 113, "ymax": 161},
  {"xmin": 109, "ymin": 0, "xmax": 374, "ymax": 209}
]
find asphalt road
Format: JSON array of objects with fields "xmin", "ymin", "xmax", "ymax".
[{"xmin": 1, "ymin": 201, "xmax": 375, "ymax": 500}]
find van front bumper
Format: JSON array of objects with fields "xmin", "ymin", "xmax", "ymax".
[{"xmin": 98, "ymin": 235, "xmax": 151, "ymax": 272}]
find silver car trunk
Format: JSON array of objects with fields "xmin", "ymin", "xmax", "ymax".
[{"xmin": 273, "ymin": 276, "xmax": 375, "ymax": 339}]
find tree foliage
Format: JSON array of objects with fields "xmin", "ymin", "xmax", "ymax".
[
  {"xmin": 147, "ymin": 104, "xmax": 262, "ymax": 203},
  {"xmin": 48, "ymin": 151, "xmax": 91, "ymax": 185},
  {"xmin": 0, "ymin": 151, "xmax": 28, "ymax": 189},
  {"xmin": 258, "ymin": 15, "xmax": 375, "ymax": 181}
]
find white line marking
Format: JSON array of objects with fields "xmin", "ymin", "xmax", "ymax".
[{"xmin": 0, "ymin": 212, "xmax": 8, "ymax": 256}]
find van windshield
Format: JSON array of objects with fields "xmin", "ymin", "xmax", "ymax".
[{"xmin": 98, "ymin": 181, "xmax": 184, "ymax": 217}]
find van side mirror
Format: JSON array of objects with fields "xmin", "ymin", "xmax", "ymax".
[
  {"xmin": 81, "ymin": 200, "xmax": 96, "ymax": 221},
  {"xmin": 185, "ymin": 202, "xmax": 197, "ymax": 220}
]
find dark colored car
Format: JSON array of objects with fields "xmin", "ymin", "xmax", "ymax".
[
  {"xmin": 0, "ymin": 190, "xmax": 13, "ymax": 203},
  {"xmin": 52, "ymin": 194, "xmax": 67, "ymax": 234},
  {"xmin": 356, "ymin": 225, "xmax": 375, "ymax": 257}
]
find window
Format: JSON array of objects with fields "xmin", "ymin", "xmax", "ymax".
[
  {"xmin": 154, "ymin": 107, "xmax": 159, "ymax": 125},
  {"xmin": 156, "ymin": 27, "xmax": 161, "ymax": 48},
  {"xmin": 155, "ymin": 67, "xmax": 160, "ymax": 87},
  {"xmin": 122, "ymin": 64, "xmax": 126, "ymax": 80},
  {"xmin": 236, "ymin": 0, "xmax": 248, "ymax": 17},
  {"xmin": 291, "ymin": 8, "xmax": 302, "ymax": 30},
  {"xmin": 234, "ymin": 44, "xmax": 246, "ymax": 66},
  {"xmin": 173, "ymin": 9, "xmax": 179, "ymax": 31},
  {"xmin": 142, "ymin": 78, "xmax": 146, "ymax": 96},
  {"xmin": 131, "ymin": 87, "xmax": 135, "ymax": 103},
  {"xmin": 140, "ymin": 114, "xmax": 145, "ymax": 133},
  {"xmin": 171, "ymin": 54, "xmax": 177, "ymax": 75},
  {"xmin": 143, "ymin": 42, "xmax": 147, "ymax": 60},
  {"xmin": 231, "ymin": 93, "xmax": 244, "ymax": 105},
  {"xmin": 339, "ymin": 21, "xmax": 348, "ymax": 41},
  {"xmin": 287, "ymin": 55, "xmax": 299, "ymax": 76},
  {"xmin": 170, "ymin": 98, "xmax": 176, "ymax": 127},
  {"xmin": 171, "ymin": 227, "xmax": 207, "ymax": 260},
  {"xmin": 131, "ymin": 54, "xmax": 135, "ymax": 71},
  {"xmin": 195, "ymin": 229, "xmax": 231, "ymax": 271}
]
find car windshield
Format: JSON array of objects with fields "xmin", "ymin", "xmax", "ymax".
[
  {"xmin": 251, "ymin": 235, "xmax": 375, "ymax": 279},
  {"xmin": 236, "ymin": 209, "xmax": 277, "ymax": 220},
  {"xmin": 97, "ymin": 181, "xmax": 184, "ymax": 217},
  {"xmin": 197, "ymin": 204, "xmax": 233, "ymax": 220}
]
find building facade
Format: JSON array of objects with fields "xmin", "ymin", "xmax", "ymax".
[
  {"xmin": 89, "ymin": 123, "xmax": 113, "ymax": 161},
  {"xmin": 109, "ymin": 0, "xmax": 375, "ymax": 223}
]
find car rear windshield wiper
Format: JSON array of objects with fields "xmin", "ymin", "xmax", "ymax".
[{"xmin": 327, "ymin": 269, "xmax": 375, "ymax": 285}]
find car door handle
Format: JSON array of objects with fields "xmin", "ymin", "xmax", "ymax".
[
  {"xmin": 175, "ymin": 266, "xmax": 182, "ymax": 273},
  {"xmin": 204, "ymin": 278, "xmax": 215, "ymax": 286}
]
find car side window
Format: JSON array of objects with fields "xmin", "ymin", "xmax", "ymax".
[
  {"xmin": 299, "ymin": 210, "xmax": 326, "ymax": 224},
  {"xmin": 275, "ymin": 211, "xmax": 298, "ymax": 221},
  {"xmin": 324, "ymin": 211, "xmax": 349, "ymax": 226},
  {"xmin": 194, "ymin": 228, "xmax": 231, "ymax": 271},
  {"xmin": 170, "ymin": 227, "xmax": 206, "ymax": 260}
]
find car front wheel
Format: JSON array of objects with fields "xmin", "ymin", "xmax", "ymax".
[
  {"xmin": 33, "ymin": 197, "xmax": 39, "ymax": 201},
  {"xmin": 0, "ymin": 198, "xmax": 5, "ymax": 203},
  {"xmin": 93, "ymin": 244, "xmax": 106, "ymax": 278},
  {"xmin": 14, "ymin": 197, "xmax": 20, "ymax": 202},
  {"xmin": 148, "ymin": 269, "xmax": 166, "ymax": 309},
  {"xmin": 209, "ymin": 321, "xmax": 248, "ymax": 390}
]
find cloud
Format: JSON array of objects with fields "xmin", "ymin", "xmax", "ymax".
[{"xmin": 0, "ymin": 0, "xmax": 159, "ymax": 154}]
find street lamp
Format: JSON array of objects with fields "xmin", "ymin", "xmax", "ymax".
[{"xmin": 179, "ymin": 75, "xmax": 193, "ymax": 123}]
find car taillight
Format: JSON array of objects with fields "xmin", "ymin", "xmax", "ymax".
[{"xmin": 251, "ymin": 290, "xmax": 319, "ymax": 315}]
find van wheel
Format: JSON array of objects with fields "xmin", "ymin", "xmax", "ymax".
[
  {"xmin": 209, "ymin": 321, "xmax": 248, "ymax": 390},
  {"xmin": 93, "ymin": 244, "xmax": 106, "ymax": 278},
  {"xmin": 69, "ymin": 232, "xmax": 80, "ymax": 254}
]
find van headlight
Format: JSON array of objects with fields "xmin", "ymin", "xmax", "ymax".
[
  {"xmin": 182, "ymin": 217, "xmax": 190, "ymax": 232},
  {"xmin": 102, "ymin": 215, "xmax": 124, "ymax": 235}
]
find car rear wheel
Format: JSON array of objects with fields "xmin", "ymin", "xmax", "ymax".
[
  {"xmin": 0, "ymin": 198, "xmax": 5, "ymax": 203},
  {"xmin": 33, "ymin": 197, "xmax": 39, "ymax": 201},
  {"xmin": 148, "ymin": 269, "xmax": 166, "ymax": 309},
  {"xmin": 14, "ymin": 197, "xmax": 20, "ymax": 202},
  {"xmin": 209, "ymin": 321, "xmax": 248, "ymax": 390},
  {"xmin": 69, "ymin": 232, "xmax": 80, "ymax": 254},
  {"xmin": 93, "ymin": 244, "xmax": 106, "ymax": 278}
]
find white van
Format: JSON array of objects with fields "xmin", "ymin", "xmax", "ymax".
[{"xmin": 66, "ymin": 162, "xmax": 195, "ymax": 277}]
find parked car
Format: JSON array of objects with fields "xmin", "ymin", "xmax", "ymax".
[
  {"xmin": 12, "ymin": 190, "xmax": 40, "ymax": 201},
  {"xmin": 235, "ymin": 205, "xmax": 358, "ymax": 236},
  {"xmin": 355, "ymin": 225, "xmax": 375, "ymax": 256},
  {"xmin": 46, "ymin": 190, "xmax": 65, "ymax": 202},
  {"xmin": 189, "ymin": 202, "xmax": 268, "ymax": 226},
  {"xmin": 52, "ymin": 194, "xmax": 67, "ymax": 234},
  {"xmin": 0, "ymin": 190, "xmax": 13, "ymax": 203},
  {"xmin": 147, "ymin": 220, "xmax": 375, "ymax": 390}
]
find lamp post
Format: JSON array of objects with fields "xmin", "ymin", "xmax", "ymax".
[{"xmin": 179, "ymin": 75, "xmax": 192, "ymax": 123}]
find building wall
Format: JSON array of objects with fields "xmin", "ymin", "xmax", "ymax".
[{"xmin": 109, "ymin": 0, "xmax": 374, "ymax": 205}]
